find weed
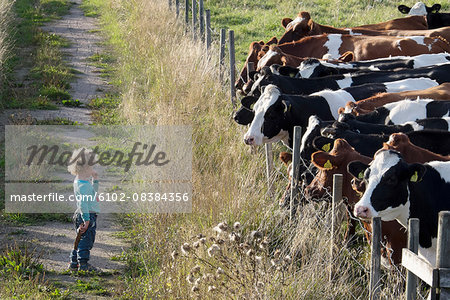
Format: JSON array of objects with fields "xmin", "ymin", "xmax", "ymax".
[{"xmin": 62, "ymin": 99, "xmax": 82, "ymax": 107}]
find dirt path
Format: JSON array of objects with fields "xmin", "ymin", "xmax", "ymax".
[{"xmin": 1, "ymin": 1, "xmax": 127, "ymax": 297}]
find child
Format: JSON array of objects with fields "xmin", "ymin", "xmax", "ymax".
[{"xmin": 67, "ymin": 148, "xmax": 101, "ymax": 272}]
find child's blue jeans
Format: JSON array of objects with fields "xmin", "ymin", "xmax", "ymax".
[{"xmin": 70, "ymin": 213, "xmax": 97, "ymax": 266}]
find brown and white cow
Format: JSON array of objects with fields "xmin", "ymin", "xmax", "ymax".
[
  {"xmin": 276, "ymin": 34, "xmax": 450, "ymax": 61},
  {"xmin": 236, "ymin": 37, "xmax": 278, "ymax": 90},
  {"xmin": 279, "ymin": 11, "xmax": 428, "ymax": 44},
  {"xmin": 342, "ymin": 82, "xmax": 450, "ymax": 115},
  {"xmin": 305, "ymin": 138, "xmax": 407, "ymax": 265}
]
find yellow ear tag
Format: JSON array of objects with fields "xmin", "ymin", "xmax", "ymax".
[
  {"xmin": 410, "ymin": 171, "xmax": 418, "ymax": 182},
  {"xmin": 322, "ymin": 143, "xmax": 331, "ymax": 152},
  {"xmin": 358, "ymin": 171, "xmax": 364, "ymax": 180},
  {"xmin": 323, "ymin": 160, "xmax": 333, "ymax": 169}
]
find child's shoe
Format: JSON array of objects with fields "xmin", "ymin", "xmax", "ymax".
[
  {"xmin": 68, "ymin": 262, "xmax": 79, "ymax": 271},
  {"xmin": 79, "ymin": 263, "xmax": 101, "ymax": 272}
]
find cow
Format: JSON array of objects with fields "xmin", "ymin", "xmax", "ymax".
[
  {"xmin": 275, "ymin": 34, "xmax": 450, "ymax": 62},
  {"xmin": 249, "ymin": 64, "xmax": 449, "ymax": 98},
  {"xmin": 334, "ymin": 115, "xmax": 450, "ymax": 134},
  {"xmin": 236, "ymin": 37, "xmax": 278, "ymax": 90},
  {"xmin": 304, "ymin": 139, "xmax": 407, "ymax": 265},
  {"xmin": 297, "ymin": 53, "xmax": 450, "ymax": 79},
  {"xmin": 279, "ymin": 11, "xmax": 428, "ymax": 44},
  {"xmin": 340, "ymin": 99, "xmax": 450, "ymax": 126},
  {"xmin": 398, "ymin": 2, "xmax": 441, "ymax": 15},
  {"xmin": 350, "ymin": 132, "xmax": 450, "ymax": 197},
  {"xmin": 342, "ymin": 82, "xmax": 450, "ymax": 116},
  {"xmin": 235, "ymin": 76, "xmax": 438, "ymax": 126},
  {"xmin": 242, "ymin": 83, "xmax": 419, "ymax": 146},
  {"xmin": 350, "ymin": 149, "xmax": 450, "ymax": 266},
  {"xmin": 398, "ymin": 2, "xmax": 450, "ymax": 29}
]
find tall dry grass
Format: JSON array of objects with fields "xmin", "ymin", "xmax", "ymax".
[
  {"xmin": 88, "ymin": 0, "xmax": 411, "ymax": 298},
  {"xmin": 0, "ymin": 0, "xmax": 13, "ymax": 77}
]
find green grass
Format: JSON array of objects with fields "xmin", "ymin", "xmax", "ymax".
[
  {"xmin": 1, "ymin": 0, "xmax": 73, "ymax": 110},
  {"xmin": 203, "ymin": 0, "xmax": 450, "ymax": 66}
]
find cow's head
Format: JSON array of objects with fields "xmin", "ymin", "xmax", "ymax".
[
  {"xmin": 279, "ymin": 11, "xmax": 314, "ymax": 44},
  {"xmin": 305, "ymin": 139, "xmax": 361, "ymax": 204},
  {"xmin": 398, "ymin": 2, "xmax": 441, "ymax": 15},
  {"xmin": 349, "ymin": 149, "xmax": 426, "ymax": 224},
  {"xmin": 306, "ymin": 139, "xmax": 371, "ymax": 205},
  {"xmin": 243, "ymin": 85, "xmax": 289, "ymax": 146},
  {"xmin": 236, "ymin": 38, "xmax": 278, "ymax": 91},
  {"xmin": 233, "ymin": 96, "xmax": 257, "ymax": 125}
]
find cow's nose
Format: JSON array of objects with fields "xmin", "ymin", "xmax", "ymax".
[
  {"xmin": 244, "ymin": 137, "xmax": 254, "ymax": 145},
  {"xmin": 354, "ymin": 206, "xmax": 371, "ymax": 219}
]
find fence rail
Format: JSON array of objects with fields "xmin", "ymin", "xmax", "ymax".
[{"xmin": 402, "ymin": 211, "xmax": 450, "ymax": 300}]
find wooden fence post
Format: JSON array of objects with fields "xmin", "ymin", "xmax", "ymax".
[
  {"xmin": 265, "ymin": 143, "xmax": 274, "ymax": 196},
  {"xmin": 329, "ymin": 173, "xmax": 343, "ymax": 282},
  {"xmin": 192, "ymin": 0, "xmax": 197, "ymax": 39},
  {"xmin": 290, "ymin": 126, "xmax": 302, "ymax": 222},
  {"xmin": 205, "ymin": 9, "xmax": 211, "ymax": 50},
  {"xmin": 370, "ymin": 217, "xmax": 382, "ymax": 300},
  {"xmin": 229, "ymin": 30, "xmax": 236, "ymax": 107},
  {"xmin": 219, "ymin": 28, "xmax": 226, "ymax": 81},
  {"xmin": 405, "ymin": 218, "xmax": 419, "ymax": 300},
  {"xmin": 199, "ymin": 0, "xmax": 204, "ymax": 41},
  {"xmin": 175, "ymin": 0, "xmax": 180, "ymax": 18},
  {"xmin": 184, "ymin": 0, "xmax": 189, "ymax": 28},
  {"xmin": 437, "ymin": 211, "xmax": 450, "ymax": 299}
]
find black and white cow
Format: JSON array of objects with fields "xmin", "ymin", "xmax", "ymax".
[
  {"xmin": 297, "ymin": 53, "xmax": 450, "ymax": 78},
  {"xmin": 398, "ymin": 2, "xmax": 450, "ymax": 29},
  {"xmin": 249, "ymin": 63, "xmax": 449, "ymax": 97},
  {"xmin": 235, "ymin": 77, "xmax": 439, "ymax": 126},
  {"xmin": 334, "ymin": 115, "xmax": 450, "ymax": 134},
  {"xmin": 398, "ymin": 2, "xmax": 441, "ymax": 15},
  {"xmin": 242, "ymin": 84, "xmax": 367, "ymax": 146},
  {"xmin": 349, "ymin": 149, "xmax": 450, "ymax": 265},
  {"xmin": 340, "ymin": 99, "xmax": 450, "ymax": 125}
]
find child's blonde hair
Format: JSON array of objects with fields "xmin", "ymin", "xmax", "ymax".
[{"xmin": 67, "ymin": 148, "xmax": 97, "ymax": 175}]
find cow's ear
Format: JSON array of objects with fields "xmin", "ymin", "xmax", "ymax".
[
  {"xmin": 429, "ymin": 4, "xmax": 441, "ymax": 13},
  {"xmin": 282, "ymin": 18, "xmax": 293, "ymax": 28},
  {"xmin": 279, "ymin": 152, "xmax": 292, "ymax": 165},
  {"xmin": 408, "ymin": 163, "xmax": 426, "ymax": 183},
  {"xmin": 311, "ymin": 151, "xmax": 335, "ymax": 170},
  {"xmin": 241, "ymin": 96, "xmax": 257, "ymax": 108},
  {"xmin": 267, "ymin": 36, "xmax": 278, "ymax": 45},
  {"xmin": 339, "ymin": 51, "xmax": 354, "ymax": 62},
  {"xmin": 398, "ymin": 5, "xmax": 411, "ymax": 14},
  {"xmin": 281, "ymin": 100, "xmax": 290, "ymax": 113},
  {"xmin": 313, "ymin": 136, "xmax": 335, "ymax": 152},
  {"xmin": 347, "ymin": 161, "xmax": 369, "ymax": 180}
]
